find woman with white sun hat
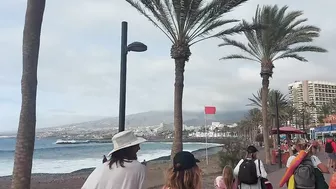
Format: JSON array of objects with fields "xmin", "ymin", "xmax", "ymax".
[{"xmin": 82, "ymin": 130, "xmax": 147, "ymax": 189}]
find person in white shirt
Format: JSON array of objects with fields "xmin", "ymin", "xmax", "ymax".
[
  {"xmin": 233, "ymin": 145, "xmax": 267, "ymax": 189},
  {"xmin": 82, "ymin": 130, "xmax": 147, "ymax": 189}
]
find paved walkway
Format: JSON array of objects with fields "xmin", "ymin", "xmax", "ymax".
[{"xmin": 267, "ymin": 151, "xmax": 332, "ymax": 188}]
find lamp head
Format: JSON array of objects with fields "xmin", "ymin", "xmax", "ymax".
[{"xmin": 127, "ymin": 42, "xmax": 147, "ymax": 52}]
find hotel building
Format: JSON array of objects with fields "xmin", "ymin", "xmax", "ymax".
[{"xmin": 288, "ymin": 80, "xmax": 336, "ymax": 122}]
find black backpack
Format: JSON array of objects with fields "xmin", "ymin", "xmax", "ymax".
[
  {"xmin": 238, "ymin": 159, "xmax": 258, "ymax": 184},
  {"xmin": 325, "ymin": 142, "xmax": 333, "ymax": 153}
]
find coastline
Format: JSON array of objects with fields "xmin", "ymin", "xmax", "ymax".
[
  {"xmin": 53, "ymin": 137, "xmax": 226, "ymax": 145},
  {"xmin": 0, "ymin": 141, "xmax": 281, "ymax": 189},
  {"xmin": 0, "ymin": 145, "xmax": 224, "ymax": 189},
  {"xmin": 0, "ymin": 141, "xmax": 223, "ymax": 178},
  {"xmin": 70, "ymin": 145, "xmax": 223, "ymax": 174}
]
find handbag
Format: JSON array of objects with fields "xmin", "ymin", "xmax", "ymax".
[
  {"xmin": 258, "ymin": 160, "xmax": 273, "ymax": 189},
  {"xmin": 315, "ymin": 168, "xmax": 328, "ymax": 189}
]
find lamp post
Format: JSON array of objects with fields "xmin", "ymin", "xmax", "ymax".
[
  {"xmin": 275, "ymin": 92, "xmax": 282, "ymax": 168},
  {"xmin": 302, "ymin": 109, "xmax": 305, "ymax": 139},
  {"xmin": 118, "ymin": 21, "xmax": 147, "ymax": 132}
]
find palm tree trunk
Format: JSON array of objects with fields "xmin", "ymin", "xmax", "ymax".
[
  {"xmin": 171, "ymin": 59, "xmax": 185, "ymax": 159},
  {"xmin": 250, "ymin": 127, "xmax": 253, "ymax": 142},
  {"xmin": 11, "ymin": 1, "xmax": 45, "ymax": 188},
  {"xmin": 261, "ymin": 75, "xmax": 271, "ymax": 164}
]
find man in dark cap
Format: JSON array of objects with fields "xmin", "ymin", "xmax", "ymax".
[{"xmin": 233, "ymin": 145, "xmax": 268, "ymax": 189}]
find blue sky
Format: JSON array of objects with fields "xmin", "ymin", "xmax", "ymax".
[{"xmin": 1, "ymin": 0, "xmax": 335, "ymax": 133}]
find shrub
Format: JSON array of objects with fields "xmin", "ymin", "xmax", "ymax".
[
  {"xmin": 255, "ymin": 133, "xmax": 264, "ymax": 142},
  {"xmin": 255, "ymin": 133, "xmax": 263, "ymax": 146},
  {"xmin": 217, "ymin": 138, "xmax": 248, "ymax": 169}
]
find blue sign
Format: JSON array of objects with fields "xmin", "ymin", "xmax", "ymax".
[{"xmin": 314, "ymin": 125, "xmax": 336, "ymax": 133}]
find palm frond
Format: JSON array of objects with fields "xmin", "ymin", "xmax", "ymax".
[
  {"xmin": 219, "ymin": 4, "xmax": 327, "ymax": 65},
  {"xmin": 274, "ymin": 45, "xmax": 327, "ymax": 61},
  {"xmin": 219, "ymin": 37, "xmax": 261, "ymax": 61},
  {"xmin": 242, "ymin": 21, "xmax": 263, "ymax": 58},
  {"xmin": 126, "ymin": 0, "xmax": 175, "ymax": 42},
  {"xmin": 187, "ymin": 0, "xmax": 249, "ymax": 43},
  {"xmin": 286, "ymin": 18, "xmax": 307, "ymax": 30},
  {"xmin": 247, "ymin": 91, "xmax": 262, "ymax": 107},
  {"xmin": 220, "ymin": 55, "xmax": 259, "ymax": 62},
  {"xmin": 127, "ymin": 0, "xmax": 251, "ymax": 46},
  {"xmin": 247, "ymin": 89, "xmax": 289, "ymax": 119},
  {"xmin": 284, "ymin": 46, "xmax": 327, "ymax": 54},
  {"xmin": 190, "ymin": 19, "xmax": 239, "ymax": 40},
  {"xmin": 213, "ymin": 22, "xmax": 263, "ymax": 38},
  {"xmin": 273, "ymin": 53, "xmax": 307, "ymax": 62}
]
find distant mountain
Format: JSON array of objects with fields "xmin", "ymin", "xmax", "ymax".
[{"xmin": 47, "ymin": 110, "xmax": 248, "ymax": 130}]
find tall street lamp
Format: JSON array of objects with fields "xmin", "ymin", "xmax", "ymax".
[
  {"xmin": 302, "ymin": 109, "xmax": 305, "ymax": 138},
  {"xmin": 118, "ymin": 21, "xmax": 147, "ymax": 132},
  {"xmin": 274, "ymin": 92, "xmax": 282, "ymax": 168}
]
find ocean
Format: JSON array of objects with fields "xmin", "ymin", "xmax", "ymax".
[{"xmin": 0, "ymin": 137, "xmax": 220, "ymax": 176}]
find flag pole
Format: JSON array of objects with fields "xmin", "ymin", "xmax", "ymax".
[{"xmin": 204, "ymin": 110, "xmax": 209, "ymax": 165}]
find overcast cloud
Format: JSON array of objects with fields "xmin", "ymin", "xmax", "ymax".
[{"xmin": 0, "ymin": 0, "xmax": 335, "ymax": 132}]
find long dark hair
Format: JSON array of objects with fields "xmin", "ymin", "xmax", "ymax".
[{"xmin": 108, "ymin": 145, "xmax": 138, "ymax": 169}]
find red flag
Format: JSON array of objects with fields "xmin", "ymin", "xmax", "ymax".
[{"xmin": 204, "ymin": 106, "xmax": 216, "ymax": 114}]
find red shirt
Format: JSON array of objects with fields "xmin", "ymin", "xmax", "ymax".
[{"xmin": 326, "ymin": 139, "xmax": 336, "ymax": 153}]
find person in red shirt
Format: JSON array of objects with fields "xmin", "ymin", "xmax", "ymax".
[{"xmin": 325, "ymin": 138, "xmax": 336, "ymax": 169}]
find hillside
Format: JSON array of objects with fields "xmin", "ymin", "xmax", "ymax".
[{"xmin": 46, "ymin": 110, "xmax": 247, "ymax": 130}]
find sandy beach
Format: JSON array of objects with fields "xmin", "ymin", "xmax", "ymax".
[{"xmin": 0, "ymin": 145, "xmax": 280, "ymax": 189}]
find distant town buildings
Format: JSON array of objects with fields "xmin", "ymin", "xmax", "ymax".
[
  {"xmin": 37, "ymin": 121, "xmax": 240, "ymax": 140},
  {"xmin": 288, "ymin": 80, "xmax": 336, "ymax": 121}
]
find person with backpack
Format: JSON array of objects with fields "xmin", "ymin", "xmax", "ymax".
[
  {"xmin": 325, "ymin": 138, "xmax": 336, "ymax": 169},
  {"xmin": 286, "ymin": 138, "xmax": 329, "ymax": 189},
  {"xmin": 233, "ymin": 145, "xmax": 267, "ymax": 189}
]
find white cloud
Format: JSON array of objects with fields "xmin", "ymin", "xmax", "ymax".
[{"xmin": 0, "ymin": 0, "xmax": 335, "ymax": 132}]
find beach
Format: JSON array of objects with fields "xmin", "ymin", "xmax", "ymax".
[
  {"xmin": 0, "ymin": 137, "xmax": 222, "ymax": 177},
  {"xmin": 0, "ymin": 145, "xmax": 280, "ymax": 189}
]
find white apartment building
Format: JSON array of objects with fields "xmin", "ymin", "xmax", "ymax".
[{"xmin": 288, "ymin": 80, "xmax": 336, "ymax": 122}]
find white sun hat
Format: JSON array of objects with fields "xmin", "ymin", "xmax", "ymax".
[{"xmin": 107, "ymin": 130, "xmax": 147, "ymax": 156}]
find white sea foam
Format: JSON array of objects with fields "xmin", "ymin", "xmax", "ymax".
[
  {"xmin": 0, "ymin": 158, "xmax": 102, "ymax": 176},
  {"xmin": 0, "ymin": 149, "xmax": 189, "ymax": 176},
  {"xmin": 0, "ymin": 142, "xmax": 220, "ymax": 176},
  {"xmin": 0, "ymin": 135, "xmax": 15, "ymax": 138}
]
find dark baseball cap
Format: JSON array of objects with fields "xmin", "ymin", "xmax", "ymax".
[
  {"xmin": 247, "ymin": 145, "xmax": 258, "ymax": 153},
  {"xmin": 173, "ymin": 151, "xmax": 200, "ymax": 172}
]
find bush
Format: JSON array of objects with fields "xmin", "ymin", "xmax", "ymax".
[
  {"xmin": 255, "ymin": 134, "xmax": 263, "ymax": 146},
  {"xmin": 255, "ymin": 133, "xmax": 264, "ymax": 142},
  {"xmin": 217, "ymin": 138, "xmax": 248, "ymax": 169}
]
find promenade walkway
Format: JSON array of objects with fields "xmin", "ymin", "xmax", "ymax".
[{"xmin": 268, "ymin": 151, "xmax": 332, "ymax": 189}]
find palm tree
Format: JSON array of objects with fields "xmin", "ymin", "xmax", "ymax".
[
  {"xmin": 329, "ymin": 98, "xmax": 336, "ymax": 113},
  {"xmin": 247, "ymin": 108, "xmax": 262, "ymax": 125},
  {"xmin": 11, "ymin": 1, "xmax": 46, "ymax": 188},
  {"xmin": 219, "ymin": 5, "xmax": 327, "ymax": 164},
  {"xmin": 248, "ymin": 89, "xmax": 289, "ymax": 131},
  {"xmin": 284, "ymin": 104, "xmax": 299, "ymax": 126},
  {"xmin": 248, "ymin": 89, "xmax": 289, "ymax": 163},
  {"xmin": 237, "ymin": 119, "xmax": 252, "ymax": 140},
  {"xmin": 245, "ymin": 108, "xmax": 262, "ymax": 141},
  {"xmin": 248, "ymin": 89, "xmax": 289, "ymax": 121},
  {"xmin": 301, "ymin": 101, "xmax": 316, "ymax": 127},
  {"xmin": 317, "ymin": 103, "xmax": 332, "ymax": 123},
  {"xmin": 126, "ymin": 0, "xmax": 255, "ymax": 158}
]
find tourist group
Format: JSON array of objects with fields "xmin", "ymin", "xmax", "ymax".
[{"xmin": 79, "ymin": 130, "xmax": 336, "ymax": 189}]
